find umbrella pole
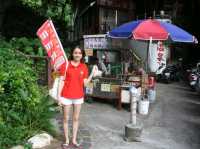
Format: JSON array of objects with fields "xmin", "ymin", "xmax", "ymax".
[
  {"xmin": 146, "ymin": 42, "xmax": 149, "ymax": 72},
  {"xmin": 147, "ymin": 37, "xmax": 152, "ymax": 73}
]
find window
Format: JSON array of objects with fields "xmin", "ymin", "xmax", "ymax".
[{"xmin": 99, "ymin": 8, "xmax": 116, "ymax": 33}]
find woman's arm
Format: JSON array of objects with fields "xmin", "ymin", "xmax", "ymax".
[{"xmin": 84, "ymin": 72, "xmax": 94, "ymax": 86}]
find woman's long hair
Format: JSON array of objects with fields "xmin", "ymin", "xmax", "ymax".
[{"xmin": 69, "ymin": 46, "xmax": 85, "ymax": 63}]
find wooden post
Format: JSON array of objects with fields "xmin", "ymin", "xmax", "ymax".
[
  {"xmin": 46, "ymin": 57, "xmax": 52, "ymax": 89},
  {"xmin": 117, "ymin": 87, "xmax": 122, "ymax": 110}
]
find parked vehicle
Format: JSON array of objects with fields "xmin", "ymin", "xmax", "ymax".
[
  {"xmin": 156, "ymin": 64, "xmax": 180, "ymax": 83},
  {"xmin": 195, "ymin": 76, "xmax": 200, "ymax": 94},
  {"xmin": 187, "ymin": 62, "xmax": 200, "ymax": 91},
  {"xmin": 188, "ymin": 68, "xmax": 198, "ymax": 90},
  {"xmin": 195, "ymin": 63, "xmax": 200, "ymax": 94}
]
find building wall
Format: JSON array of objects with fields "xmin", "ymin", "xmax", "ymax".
[{"xmin": 72, "ymin": 0, "xmax": 135, "ymax": 42}]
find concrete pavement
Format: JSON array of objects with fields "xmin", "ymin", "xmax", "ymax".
[{"xmin": 43, "ymin": 82, "xmax": 200, "ymax": 149}]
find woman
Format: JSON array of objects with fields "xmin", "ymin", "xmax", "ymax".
[{"xmin": 57, "ymin": 46, "xmax": 96, "ymax": 149}]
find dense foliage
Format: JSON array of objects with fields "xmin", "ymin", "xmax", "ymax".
[
  {"xmin": 18, "ymin": 0, "xmax": 73, "ymax": 26},
  {"xmin": 9, "ymin": 37, "xmax": 45, "ymax": 56},
  {"xmin": 0, "ymin": 0, "xmax": 73, "ymax": 148},
  {"xmin": 0, "ymin": 39, "xmax": 56, "ymax": 148}
]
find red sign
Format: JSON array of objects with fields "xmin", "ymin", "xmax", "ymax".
[
  {"xmin": 157, "ymin": 41, "xmax": 164, "ymax": 65},
  {"xmin": 37, "ymin": 20, "xmax": 67, "ymax": 70}
]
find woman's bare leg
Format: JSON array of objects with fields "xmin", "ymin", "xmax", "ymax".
[
  {"xmin": 63, "ymin": 105, "xmax": 71, "ymax": 144},
  {"xmin": 72, "ymin": 104, "xmax": 82, "ymax": 144}
]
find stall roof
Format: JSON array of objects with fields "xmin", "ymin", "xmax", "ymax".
[{"xmin": 83, "ymin": 34, "xmax": 106, "ymax": 38}]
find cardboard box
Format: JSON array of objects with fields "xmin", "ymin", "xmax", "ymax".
[{"xmin": 110, "ymin": 85, "xmax": 120, "ymax": 93}]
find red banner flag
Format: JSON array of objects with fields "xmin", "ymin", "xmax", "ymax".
[{"xmin": 37, "ymin": 20, "xmax": 68, "ymax": 70}]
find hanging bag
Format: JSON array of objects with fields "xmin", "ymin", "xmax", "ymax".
[{"xmin": 49, "ymin": 63, "xmax": 68, "ymax": 100}]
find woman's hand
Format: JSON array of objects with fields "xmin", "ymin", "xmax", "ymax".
[
  {"xmin": 84, "ymin": 65, "xmax": 98, "ymax": 86},
  {"xmin": 58, "ymin": 100, "xmax": 62, "ymax": 107},
  {"xmin": 57, "ymin": 77, "xmax": 64, "ymax": 107},
  {"xmin": 57, "ymin": 95, "xmax": 62, "ymax": 106}
]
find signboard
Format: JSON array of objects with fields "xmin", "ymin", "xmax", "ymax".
[
  {"xmin": 84, "ymin": 36, "xmax": 108, "ymax": 49},
  {"xmin": 157, "ymin": 41, "xmax": 165, "ymax": 65},
  {"xmin": 121, "ymin": 90, "xmax": 130, "ymax": 103},
  {"xmin": 101, "ymin": 83, "xmax": 111, "ymax": 92},
  {"xmin": 83, "ymin": 34, "xmax": 131, "ymax": 50},
  {"xmin": 148, "ymin": 41, "xmax": 168, "ymax": 74},
  {"xmin": 85, "ymin": 49, "xmax": 93, "ymax": 56},
  {"xmin": 37, "ymin": 20, "xmax": 67, "ymax": 70}
]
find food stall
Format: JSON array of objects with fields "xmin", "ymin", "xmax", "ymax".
[{"xmin": 83, "ymin": 34, "xmax": 149, "ymax": 110}]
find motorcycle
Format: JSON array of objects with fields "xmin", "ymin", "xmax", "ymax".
[
  {"xmin": 187, "ymin": 68, "xmax": 198, "ymax": 90},
  {"xmin": 187, "ymin": 62, "xmax": 200, "ymax": 91},
  {"xmin": 156, "ymin": 63, "xmax": 167, "ymax": 83},
  {"xmin": 157, "ymin": 64, "xmax": 180, "ymax": 83},
  {"xmin": 195, "ymin": 62, "xmax": 200, "ymax": 93},
  {"xmin": 195, "ymin": 76, "xmax": 200, "ymax": 94}
]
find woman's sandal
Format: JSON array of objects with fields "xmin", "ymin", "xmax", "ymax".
[
  {"xmin": 61, "ymin": 143, "xmax": 71, "ymax": 149},
  {"xmin": 72, "ymin": 143, "xmax": 82, "ymax": 149}
]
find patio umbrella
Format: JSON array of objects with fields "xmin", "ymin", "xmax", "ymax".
[
  {"xmin": 107, "ymin": 19, "xmax": 198, "ymax": 43},
  {"xmin": 107, "ymin": 19, "xmax": 198, "ymax": 72}
]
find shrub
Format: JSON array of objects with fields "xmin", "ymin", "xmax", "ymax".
[
  {"xmin": 0, "ymin": 40, "xmax": 56, "ymax": 148},
  {"xmin": 9, "ymin": 37, "xmax": 45, "ymax": 56}
]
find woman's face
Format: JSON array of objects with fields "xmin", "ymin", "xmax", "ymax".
[{"xmin": 72, "ymin": 48, "xmax": 83, "ymax": 62}]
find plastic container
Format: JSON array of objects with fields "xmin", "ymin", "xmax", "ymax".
[
  {"xmin": 148, "ymin": 89, "xmax": 156, "ymax": 103},
  {"xmin": 138, "ymin": 99, "xmax": 150, "ymax": 115}
]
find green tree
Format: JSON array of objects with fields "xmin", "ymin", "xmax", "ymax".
[{"xmin": 18, "ymin": 0, "xmax": 73, "ymax": 26}]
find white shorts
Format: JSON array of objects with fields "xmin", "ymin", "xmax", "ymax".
[{"xmin": 59, "ymin": 97, "xmax": 84, "ymax": 105}]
